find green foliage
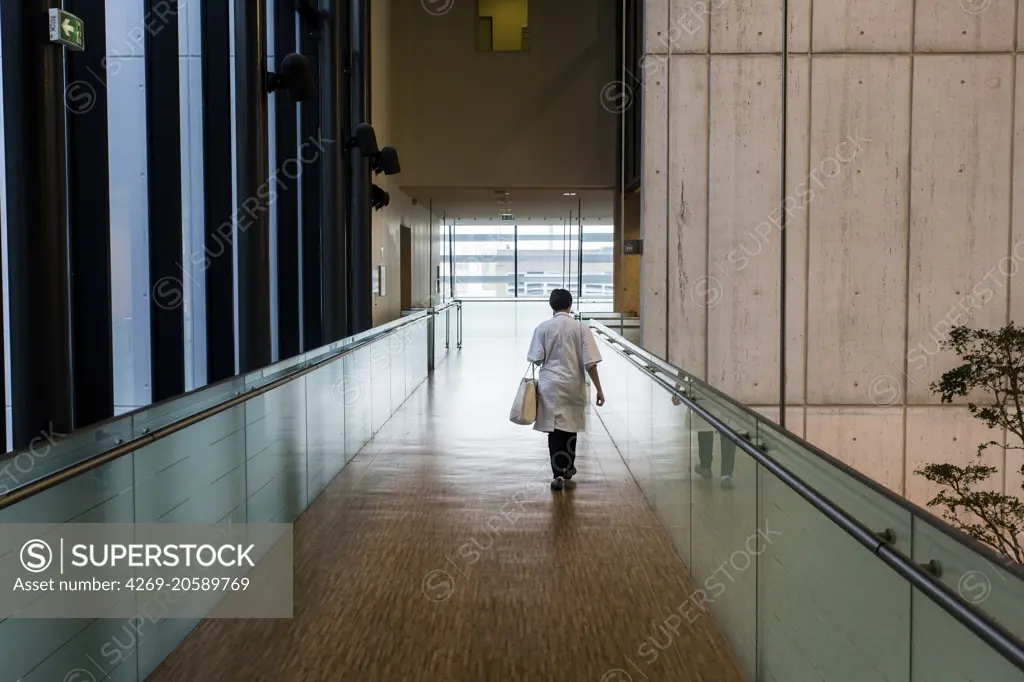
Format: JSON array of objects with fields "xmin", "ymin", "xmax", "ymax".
[{"xmin": 914, "ymin": 323, "xmax": 1024, "ymax": 564}]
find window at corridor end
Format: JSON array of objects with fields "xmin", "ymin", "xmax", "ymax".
[{"xmin": 477, "ymin": 0, "xmax": 529, "ymax": 52}]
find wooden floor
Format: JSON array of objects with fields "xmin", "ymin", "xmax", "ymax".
[{"xmin": 148, "ymin": 334, "xmax": 746, "ymax": 682}]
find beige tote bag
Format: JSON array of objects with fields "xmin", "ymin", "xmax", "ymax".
[{"xmin": 509, "ymin": 364, "xmax": 538, "ymax": 425}]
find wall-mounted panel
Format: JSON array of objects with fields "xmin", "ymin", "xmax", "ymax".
[
  {"xmin": 1008, "ymin": 55, "xmax": 1024, "ymax": 334},
  {"xmin": 706, "ymin": 56, "xmax": 783, "ymax": 404},
  {"xmin": 905, "ymin": 407, "xmax": 1005, "ymax": 510},
  {"xmin": 915, "ymin": 0, "xmax": 1014, "ymax": 52},
  {"xmin": 812, "ymin": 0, "xmax": 913, "ymax": 52},
  {"xmin": 711, "ymin": 0, "xmax": 783, "ymax": 53},
  {"xmin": 646, "ymin": 0, "xmax": 671, "ymax": 53},
  {"xmin": 805, "ymin": 407, "xmax": 905, "ymax": 495},
  {"xmin": 751, "ymin": 405, "xmax": 806, "ymax": 436},
  {"xmin": 805, "ymin": 56, "xmax": 911, "ymax": 405},
  {"xmin": 668, "ymin": 0, "xmax": 710, "ymax": 53},
  {"xmin": 907, "ymin": 56, "xmax": 1013, "ymax": 403},
  {"xmin": 666, "ymin": 55, "xmax": 708, "ymax": 375}
]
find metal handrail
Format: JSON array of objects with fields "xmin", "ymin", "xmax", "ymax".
[
  {"xmin": 589, "ymin": 321, "xmax": 1024, "ymax": 581},
  {"xmin": 431, "ymin": 300, "xmax": 459, "ymax": 314},
  {"xmin": 0, "ymin": 310, "xmax": 435, "ymax": 511},
  {"xmin": 590, "ymin": 323, "xmax": 1024, "ymax": 672}
]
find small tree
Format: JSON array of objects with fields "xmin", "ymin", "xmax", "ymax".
[{"xmin": 915, "ymin": 324, "xmax": 1024, "ymax": 564}]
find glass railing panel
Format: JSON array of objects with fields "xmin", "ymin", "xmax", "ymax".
[
  {"xmin": 415, "ymin": 318, "xmax": 429, "ymax": 387},
  {"xmin": 0, "ymin": 456, "xmax": 138, "ymax": 682},
  {"xmin": 912, "ymin": 517, "xmax": 1024, "ymax": 640},
  {"xmin": 0, "ymin": 314, "xmax": 433, "ymax": 682},
  {"xmin": 344, "ymin": 344, "xmax": 374, "ymax": 464},
  {"xmin": 433, "ymin": 308, "xmax": 449, "ymax": 368},
  {"xmin": 684, "ymin": 418, "xmax": 759, "ymax": 678},
  {"xmin": 755, "ymin": 422, "xmax": 913, "ymax": 557},
  {"xmin": 593, "ymin": 343, "xmax": 630, "ymax": 457},
  {"xmin": 649, "ymin": 379, "xmax": 692, "ymax": 565},
  {"xmin": 389, "ymin": 327, "xmax": 407, "ymax": 414},
  {"xmin": 130, "ymin": 405, "xmax": 247, "ymax": 678},
  {"xmin": 11, "ymin": 616, "xmax": 142, "ymax": 682},
  {"xmin": 370, "ymin": 337, "xmax": 391, "ymax": 435},
  {"xmin": 246, "ymin": 375, "xmax": 307, "ymax": 524},
  {"xmin": 0, "ymin": 415, "xmax": 132, "ymax": 494},
  {"xmin": 685, "ymin": 378, "xmax": 763, "ymax": 447},
  {"xmin": 405, "ymin": 319, "xmax": 417, "ymax": 397},
  {"xmin": 132, "ymin": 406, "xmax": 246, "ymax": 526},
  {"xmin": 911, "ymin": 587, "xmax": 1024, "ymax": 681},
  {"xmin": 625, "ymin": 361, "xmax": 655, "ymax": 501},
  {"xmin": 130, "ymin": 375, "xmax": 246, "ymax": 437},
  {"xmin": 758, "ymin": 467, "xmax": 911, "ymax": 682},
  {"xmin": 305, "ymin": 355, "xmax": 346, "ymax": 502},
  {"xmin": 246, "ymin": 351, "xmax": 312, "ymax": 390}
]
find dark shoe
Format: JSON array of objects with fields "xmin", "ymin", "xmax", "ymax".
[
  {"xmin": 694, "ymin": 465, "xmax": 712, "ymax": 479},
  {"xmin": 551, "ymin": 476, "xmax": 565, "ymax": 491},
  {"xmin": 721, "ymin": 476, "xmax": 735, "ymax": 490},
  {"xmin": 564, "ymin": 466, "xmax": 578, "ymax": 480}
]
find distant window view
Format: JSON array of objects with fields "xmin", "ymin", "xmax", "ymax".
[
  {"xmin": 442, "ymin": 223, "xmax": 613, "ymax": 300},
  {"xmin": 477, "ymin": 0, "xmax": 530, "ymax": 52}
]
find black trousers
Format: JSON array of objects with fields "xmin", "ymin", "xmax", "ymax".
[
  {"xmin": 548, "ymin": 429, "xmax": 577, "ymax": 478},
  {"xmin": 697, "ymin": 430, "xmax": 735, "ymax": 477}
]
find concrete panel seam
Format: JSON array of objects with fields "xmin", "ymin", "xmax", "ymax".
[
  {"xmin": 704, "ymin": 52, "xmax": 712, "ymax": 381},
  {"xmin": 801, "ymin": 48, "xmax": 813, "ymax": 424},
  {"xmin": 902, "ymin": 0, "xmax": 918, "ymax": 499}
]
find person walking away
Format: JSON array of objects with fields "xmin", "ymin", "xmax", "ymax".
[{"xmin": 527, "ymin": 289, "xmax": 605, "ymax": 491}]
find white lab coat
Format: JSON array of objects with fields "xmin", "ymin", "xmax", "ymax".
[{"xmin": 527, "ymin": 312, "xmax": 602, "ymax": 433}]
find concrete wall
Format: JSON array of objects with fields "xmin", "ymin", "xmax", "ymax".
[
  {"xmin": 390, "ymin": 0, "xmax": 617, "ymax": 189},
  {"xmin": 371, "ymin": 0, "xmax": 441, "ymax": 327},
  {"xmin": 639, "ymin": 0, "xmax": 1022, "ymax": 508}
]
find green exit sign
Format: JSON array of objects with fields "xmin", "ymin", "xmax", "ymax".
[{"xmin": 48, "ymin": 9, "xmax": 84, "ymax": 52}]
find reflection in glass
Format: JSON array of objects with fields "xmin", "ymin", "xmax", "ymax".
[{"xmin": 477, "ymin": 0, "xmax": 529, "ymax": 52}]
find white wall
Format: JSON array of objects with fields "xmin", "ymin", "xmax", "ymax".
[
  {"xmin": 390, "ymin": 0, "xmax": 617, "ymax": 189},
  {"xmin": 640, "ymin": 0, "xmax": 1023, "ymax": 507}
]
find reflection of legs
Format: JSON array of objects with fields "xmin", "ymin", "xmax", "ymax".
[
  {"xmin": 695, "ymin": 431, "xmax": 714, "ymax": 478},
  {"xmin": 719, "ymin": 435, "xmax": 736, "ymax": 477}
]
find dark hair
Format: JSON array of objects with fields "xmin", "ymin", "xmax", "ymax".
[{"xmin": 549, "ymin": 288, "xmax": 572, "ymax": 311}]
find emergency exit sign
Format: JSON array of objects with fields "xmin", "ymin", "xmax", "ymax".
[{"xmin": 49, "ymin": 9, "xmax": 85, "ymax": 52}]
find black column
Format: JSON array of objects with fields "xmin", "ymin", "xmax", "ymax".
[
  {"xmin": 0, "ymin": 0, "xmax": 71, "ymax": 446},
  {"xmin": 577, "ymin": 201, "xmax": 584, "ymax": 299},
  {"xmin": 144, "ymin": 0, "xmax": 185, "ymax": 401},
  {"xmin": 65, "ymin": 0, "xmax": 114, "ymax": 428},
  {"xmin": 450, "ymin": 222, "xmax": 456, "ymax": 297},
  {"xmin": 201, "ymin": 0, "xmax": 236, "ymax": 382},
  {"xmin": 348, "ymin": 0, "xmax": 372, "ymax": 333},
  {"xmin": 235, "ymin": 0, "xmax": 272, "ymax": 372},
  {"xmin": 514, "ymin": 223, "xmax": 518, "ymax": 298},
  {"xmin": 275, "ymin": 0, "xmax": 301, "ymax": 359},
  {"xmin": 299, "ymin": 13, "xmax": 323, "ymax": 351},
  {"xmin": 322, "ymin": 0, "xmax": 349, "ymax": 343}
]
